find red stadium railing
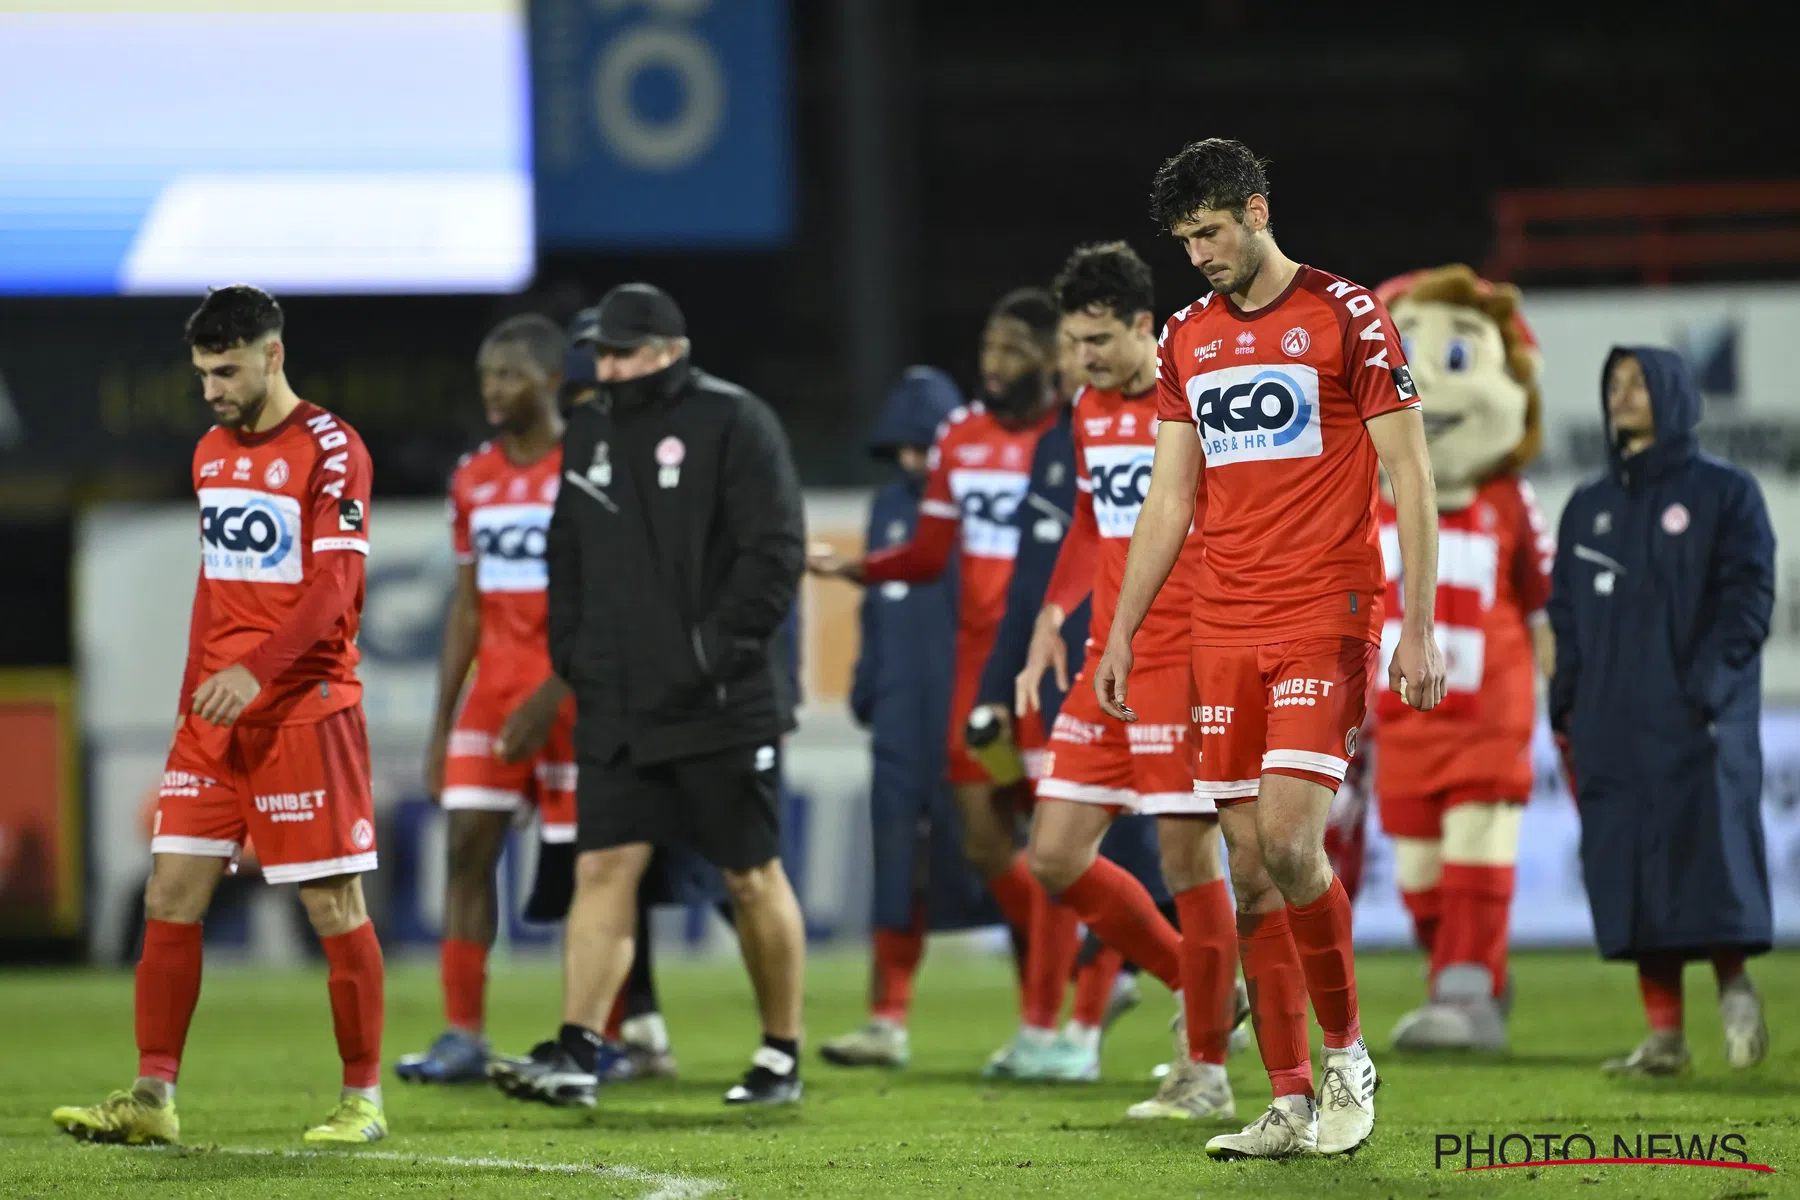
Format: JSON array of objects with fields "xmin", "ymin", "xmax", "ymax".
[{"xmin": 1484, "ymin": 182, "xmax": 1800, "ymax": 283}]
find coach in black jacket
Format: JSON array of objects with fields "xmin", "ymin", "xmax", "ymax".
[{"xmin": 544, "ymin": 283, "xmax": 807, "ymax": 1106}]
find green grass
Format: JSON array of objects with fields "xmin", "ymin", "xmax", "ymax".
[{"xmin": 1, "ymin": 947, "xmax": 1797, "ymax": 1199}]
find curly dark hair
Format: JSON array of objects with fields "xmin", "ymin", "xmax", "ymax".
[
  {"xmin": 1148, "ymin": 138, "xmax": 1271, "ymax": 231},
  {"xmin": 1051, "ymin": 241, "xmax": 1154, "ymax": 321},
  {"xmin": 990, "ymin": 286, "xmax": 1059, "ymax": 346},
  {"xmin": 184, "ymin": 284, "xmax": 283, "ymax": 353},
  {"xmin": 482, "ymin": 313, "xmax": 568, "ymax": 376}
]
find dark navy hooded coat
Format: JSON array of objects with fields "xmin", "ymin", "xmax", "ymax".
[
  {"xmin": 853, "ymin": 368, "xmax": 1001, "ymax": 932},
  {"xmin": 1546, "ymin": 346, "xmax": 1775, "ymax": 960}
]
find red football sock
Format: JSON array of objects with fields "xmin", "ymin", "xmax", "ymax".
[
  {"xmin": 1060, "ymin": 856, "xmax": 1181, "ymax": 991},
  {"xmin": 1176, "ymin": 881, "xmax": 1237, "ymax": 1065},
  {"xmin": 1400, "ymin": 885, "xmax": 1441, "ymax": 960},
  {"xmin": 1711, "ymin": 948, "xmax": 1746, "ymax": 989},
  {"xmin": 1024, "ymin": 892, "xmax": 1081, "ymax": 1030},
  {"xmin": 871, "ymin": 927, "xmax": 926, "ymax": 1024},
  {"xmin": 135, "ymin": 919, "xmax": 204, "ymax": 1084},
  {"xmin": 1071, "ymin": 946, "xmax": 1124, "ymax": 1027},
  {"xmin": 1238, "ymin": 908, "xmax": 1312, "ymax": 1099},
  {"xmin": 322, "ymin": 921, "xmax": 386, "ymax": 1090},
  {"xmin": 440, "ymin": 937, "xmax": 487, "ymax": 1032},
  {"xmin": 1287, "ymin": 875, "xmax": 1362, "ymax": 1050},
  {"xmin": 1434, "ymin": 863, "xmax": 1514, "ymax": 996},
  {"xmin": 1638, "ymin": 955, "xmax": 1683, "ymax": 1033},
  {"xmin": 987, "ymin": 852, "xmax": 1039, "ymax": 934}
]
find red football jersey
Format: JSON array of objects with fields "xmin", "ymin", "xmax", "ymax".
[
  {"xmin": 911, "ymin": 402, "xmax": 1055, "ymax": 634},
  {"xmin": 1374, "ymin": 475, "xmax": 1553, "ymax": 803},
  {"xmin": 449, "ymin": 441, "xmax": 562, "ymax": 699},
  {"xmin": 190, "ymin": 402, "xmax": 371, "ymax": 724},
  {"xmin": 1069, "ymin": 385, "xmax": 1204, "ymax": 665},
  {"xmin": 1156, "ymin": 266, "xmax": 1421, "ymax": 646}
]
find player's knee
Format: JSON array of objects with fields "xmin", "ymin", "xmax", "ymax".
[
  {"xmin": 1025, "ymin": 838, "xmax": 1089, "ymax": 893},
  {"xmin": 1259, "ymin": 831, "xmax": 1325, "ymax": 895},
  {"xmin": 1157, "ymin": 817, "xmax": 1223, "ymax": 893},
  {"xmin": 573, "ymin": 845, "xmax": 645, "ymax": 897},
  {"xmin": 143, "ymin": 863, "xmax": 217, "ymax": 924},
  {"xmin": 721, "ymin": 858, "xmax": 786, "ymax": 909},
  {"xmin": 445, "ymin": 811, "xmax": 504, "ymax": 885},
  {"xmin": 297, "ymin": 874, "xmax": 368, "ymax": 937}
]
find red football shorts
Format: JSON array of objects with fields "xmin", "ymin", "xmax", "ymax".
[
  {"xmin": 1377, "ymin": 787, "xmax": 1526, "ymax": 841},
  {"xmin": 443, "ymin": 684, "xmax": 577, "ymax": 844},
  {"xmin": 1191, "ymin": 637, "xmax": 1375, "ymax": 806},
  {"xmin": 1038, "ymin": 660, "xmax": 1210, "ymax": 815},
  {"xmin": 155, "ymin": 706, "xmax": 377, "ymax": 884}
]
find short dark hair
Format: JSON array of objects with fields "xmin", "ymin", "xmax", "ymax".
[
  {"xmin": 1149, "ymin": 138, "xmax": 1272, "ymax": 231},
  {"xmin": 482, "ymin": 313, "xmax": 567, "ymax": 376},
  {"xmin": 990, "ymin": 286, "xmax": 1059, "ymax": 345},
  {"xmin": 1052, "ymin": 241, "xmax": 1154, "ymax": 322},
  {"xmin": 184, "ymin": 284, "xmax": 283, "ymax": 353}
]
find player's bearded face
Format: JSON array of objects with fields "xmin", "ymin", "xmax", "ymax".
[
  {"xmin": 1176, "ymin": 207, "xmax": 1263, "ymax": 296},
  {"xmin": 193, "ymin": 341, "xmax": 272, "ymax": 429},
  {"xmin": 979, "ymin": 315, "xmax": 1050, "ymax": 421}
]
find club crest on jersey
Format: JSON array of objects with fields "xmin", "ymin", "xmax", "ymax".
[
  {"xmin": 1281, "ymin": 327, "xmax": 1311, "ymax": 357},
  {"xmin": 263, "ymin": 458, "xmax": 289, "ymax": 489},
  {"xmin": 1187, "ymin": 363, "xmax": 1324, "ymax": 465}
]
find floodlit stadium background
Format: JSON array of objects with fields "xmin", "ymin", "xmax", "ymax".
[{"xmin": 1, "ymin": 0, "xmax": 1797, "ymax": 966}]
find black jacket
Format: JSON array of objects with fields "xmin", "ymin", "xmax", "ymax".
[
  {"xmin": 1547, "ymin": 345, "xmax": 1775, "ymax": 958},
  {"xmin": 547, "ymin": 356, "xmax": 805, "ymax": 765}
]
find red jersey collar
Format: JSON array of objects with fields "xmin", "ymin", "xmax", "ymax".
[{"xmin": 1218, "ymin": 264, "xmax": 1310, "ymax": 323}]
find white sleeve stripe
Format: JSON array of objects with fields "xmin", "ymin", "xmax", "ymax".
[
  {"xmin": 920, "ymin": 500, "xmax": 960, "ymax": 518},
  {"xmin": 312, "ymin": 537, "xmax": 370, "ymax": 554}
]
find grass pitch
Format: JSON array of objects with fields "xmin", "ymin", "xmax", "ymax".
[{"xmin": 1, "ymin": 946, "xmax": 1796, "ymax": 1199}]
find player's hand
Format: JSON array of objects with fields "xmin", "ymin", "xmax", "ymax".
[
  {"xmin": 1014, "ymin": 604, "xmax": 1068, "ymax": 717},
  {"xmin": 425, "ymin": 730, "xmax": 449, "ymax": 802},
  {"xmin": 806, "ymin": 542, "xmax": 862, "ymax": 582},
  {"xmin": 1093, "ymin": 635, "xmax": 1135, "ymax": 723},
  {"xmin": 191, "ymin": 664, "xmax": 262, "ymax": 727},
  {"xmin": 496, "ymin": 689, "xmax": 562, "ymax": 764},
  {"xmin": 1389, "ymin": 621, "xmax": 1447, "ymax": 711}
]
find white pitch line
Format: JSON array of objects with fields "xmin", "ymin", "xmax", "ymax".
[{"xmin": 179, "ymin": 1146, "xmax": 724, "ymax": 1199}]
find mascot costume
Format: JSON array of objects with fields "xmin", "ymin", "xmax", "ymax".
[{"xmin": 1364, "ymin": 265, "xmax": 1555, "ymax": 1052}]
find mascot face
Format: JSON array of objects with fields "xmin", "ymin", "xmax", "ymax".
[{"xmin": 1391, "ymin": 297, "xmax": 1530, "ymax": 509}]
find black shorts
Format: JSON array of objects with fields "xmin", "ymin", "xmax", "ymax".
[{"xmin": 576, "ymin": 742, "xmax": 782, "ymax": 872}]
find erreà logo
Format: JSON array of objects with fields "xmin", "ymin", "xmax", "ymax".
[{"xmin": 1187, "ymin": 363, "xmax": 1324, "ymax": 466}]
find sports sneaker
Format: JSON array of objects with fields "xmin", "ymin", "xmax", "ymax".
[
  {"xmin": 1102, "ymin": 972, "xmax": 1141, "ymax": 1034},
  {"xmin": 1127, "ymin": 1058, "xmax": 1234, "ymax": 1120},
  {"xmin": 615, "ymin": 1014, "xmax": 679, "ymax": 1080},
  {"xmin": 1721, "ymin": 978, "xmax": 1768, "ymax": 1069},
  {"xmin": 1205, "ymin": 1094, "xmax": 1318, "ymax": 1159},
  {"xmin": 982, "ymin": 1027, "xmax": 1053, "ymax": 1079},
  {"xmin": 395, "ymin": 1028, "xmax": 489, "ymax": 1084},
  {"xmin": 1316, "ymin": 1038, "xmax": 1379, "ymax": 1154},
  {"xmin": 1601, "ymin": 1031, "xmax": 1690, "ymax": 1077},
  {"xmin": 1391, "ymin": 965, "xmax": 1509, "ymax": 1052},
  {"xmin": 1015, "ymin": 1030, "xmax": 1100, "ymax": 1082},
  {"xmin": 489, "ymin": 1039, "xmax": 601, "ymax": 1107},
  {"xmin": 52, "ymin": 1088, "xmax": 179, "ymax": 1145},
  {"xmin": 303, "ymin": 1095, "xmax": 387, "ymax": 1146},
  {"xmin": 820, "ymin": 1019, "xmax": 911, "ymax": 1068},
  {"xmin": 725, "ymin": 1046, "xmax": 803, "ymax": 1105}
]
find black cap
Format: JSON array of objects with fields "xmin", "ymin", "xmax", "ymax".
[
  {"xmin": 569, "ymin": 304, "xmax": 602, "ymax": 347},
  {"xmin": 589, "ymin": 282, "xmax": 685, "ymax": 350}
]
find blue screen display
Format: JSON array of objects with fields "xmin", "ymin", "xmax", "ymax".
[{"xmin": 0, "ymin": 1, "xmax": 535, "ymax": 295}]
